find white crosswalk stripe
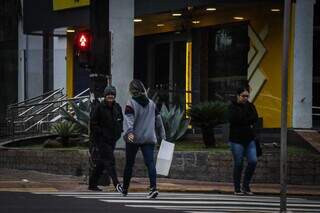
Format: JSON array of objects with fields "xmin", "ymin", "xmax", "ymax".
[{"xmin": 33, "ymin": 192, "xmax": 320, "ymax": 213}]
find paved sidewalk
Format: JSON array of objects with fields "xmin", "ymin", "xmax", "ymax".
[{"xmin": 0, "ymin": 168, "xmax": 319, "ymax": 196}]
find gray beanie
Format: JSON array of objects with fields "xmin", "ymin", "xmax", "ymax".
[
  {"xmin": 129, "ymin": 79, "xmax": 146, "ymax": 97},
  {"xmin": 104, "ymin": 85, "xmax": 116, "ymax": 96}
]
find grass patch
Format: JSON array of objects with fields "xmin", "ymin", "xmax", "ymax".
[
  {"xmin": 174, "ymin": 140, "xmax": 318, "ymax": 156},
  {"xmin": 287, "ymin": 146, "xmax": 319, "ymax": 156},
  {"xmin": 5, "ymin": 142, "xmax": 89, "ymax": 150},
  {"xmin": 174, "ymin": 140, "xmax": 229, "ymax": 154},
  {"xmin": 5, "ymin": 138, "xmax": 319, "ymax": 157},
  {"xmin": 12, "ymin": 144, "xmax": 44, "ymax": 148}
]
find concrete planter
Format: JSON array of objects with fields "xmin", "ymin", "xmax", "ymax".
[{"xmin": 0, "ymin": 148, "xmax": 319, "ymax": 185}]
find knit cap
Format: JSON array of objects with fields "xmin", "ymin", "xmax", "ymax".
[{"xmin": 104, "ymin": 85, "xmax": 116, "ymax": 96}]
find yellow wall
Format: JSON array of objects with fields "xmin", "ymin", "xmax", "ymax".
[
  {"xmin": 66, "ymin": 32, "xmax": 74, "ymax": 98},
  {"xmin": 136, "ymin": 3, "xmax": 294, "ymax": 128},
  {"xmin": 250, "ymin": 8, "xmax": 294, "ymax": 128}
]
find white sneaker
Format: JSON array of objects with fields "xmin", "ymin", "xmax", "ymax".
[
  {"xmin": 146, "ymin": 189, "xmax": 159, "ymax": 199},
  {"xmin": 116, "ymin": 184, "xmax": 124, "ymax": 193}
]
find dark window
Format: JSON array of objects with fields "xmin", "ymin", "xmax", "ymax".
[{"xmin": 208, "ymin": 23, "xmax": 249, "ymax": 101}]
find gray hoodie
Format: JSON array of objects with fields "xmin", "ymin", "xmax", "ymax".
[{"xmin": 123, "ymin": 97, "xmax": 166, "ymax": 144}]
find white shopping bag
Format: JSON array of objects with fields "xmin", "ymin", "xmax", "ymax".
[{"xmin": 156, "ymin": 140, "xmax": 175, "ymax": 176}]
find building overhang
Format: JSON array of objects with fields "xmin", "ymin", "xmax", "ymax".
[{"xmin": 23, "ymin": 0, "xmax": 281, "ymax": 34}]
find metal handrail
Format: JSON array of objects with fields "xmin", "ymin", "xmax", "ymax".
[
  {"xmin": 21, "ymin": 95, "xmax": 67, "ymax": 124},
  {"xmin": 18, "ymin": 88, "xmax": 64, "ymax": 116},
  {"xmin": 5, "ymin": 88, "xmax": 89, "ymax": 136},
  {"xmin": 51, "ymin": 88, "xmax": 89, "ymax": 112},
  {"xmin": 10, "ymin": 96, "xmax": 89, "ymax": 109},
  {"xmin": 24, "ymin": 89, "xmax": 90, "ymax": 133},
  {"xmin": 7, "ymin": 88, "xmax": 62, "ymax": 108},
  {"xmin": 28, "ymin": 96, "xmax": 89, "ymax": 132}
]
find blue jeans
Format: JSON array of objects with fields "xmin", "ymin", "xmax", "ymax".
[
  {"xmin": 123, "ymin": 143, "xmax": 156, "ymax": 191},
  {"xmin": 230, "ymin": 141, "xmax": 257, "ymax": 191}
]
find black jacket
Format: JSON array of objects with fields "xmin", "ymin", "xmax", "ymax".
[
  {"xmin": 228, "ymin": 101, "xmax": 258, "ymax": 145},
  {"xmin": 91, "ymin": 101, "xmax": 123, "ymax": 144}
]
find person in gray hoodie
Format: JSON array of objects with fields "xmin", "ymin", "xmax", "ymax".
[{"xmin": 121, "ymin": 79, "xmax": 165, "ymax": 199}]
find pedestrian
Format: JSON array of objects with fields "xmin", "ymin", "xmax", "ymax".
[
  {"xmin": 121, "ymin": 79, "xmax": 166, "ymax": 199},
  {"xmin": 228, "ymin": 85, "xmax": 258, "ymax": 195},
  {"xmin": 88, "ymin": 85, "xmax": 124, "ymax": 193}
]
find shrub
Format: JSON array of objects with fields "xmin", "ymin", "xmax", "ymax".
[
  {"xmin": 50, "ymin": 121, "xmax": 80, "ymax": 147},
  {"xmin": 187, "ymin": 101, "xmax": 228, "ymax": 148}
]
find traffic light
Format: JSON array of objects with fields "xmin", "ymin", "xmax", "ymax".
[{"xmin": 74, "ymin": 30, "xmax": 92, "ymax": 68}]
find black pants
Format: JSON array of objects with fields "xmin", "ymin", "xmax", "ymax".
[
  {"xmin": 123, "ymin": 143, "xmax": 156, "ymax": 191},
  {"xmin": 89, "ymin": 142, "xmax": 119, "ymax": 188}
]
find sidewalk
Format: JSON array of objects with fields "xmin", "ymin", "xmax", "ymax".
[{"xmin": 0, "ymin": 168, "xmax": 319, "ymax": 196}]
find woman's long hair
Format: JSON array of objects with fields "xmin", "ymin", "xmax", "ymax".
[{"xmin": 129, "ymin": 79, "xmax": 147, "ymax": 97}]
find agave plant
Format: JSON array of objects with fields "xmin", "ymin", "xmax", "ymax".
[
  {"xmin": 187, "ymin": 101, "xmax": 228, "ymax": 148},
  {"xmin": 59, "ymin": 100, "xmax": 90, "ymax": 134},
  {"xmin": 160, "ymin": 104, "xmax": 190, "ymax": 143},
  {"xmin": 50, "ymin": 121, "xmax": 80, "ymax": 146}
]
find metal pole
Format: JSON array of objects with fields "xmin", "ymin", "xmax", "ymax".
[
  {"xmin": 90, "ymin": 0, "xmax": 110, "ymax": 100},
  {"xmin": 89, "ymin": 0, "xmax": 110, "ymax": 147},
  {"xmin": 280, "ymin": 0, "xmax": 292, "ymax": 212}
]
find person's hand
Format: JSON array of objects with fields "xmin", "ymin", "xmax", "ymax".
[{"xmin": 127, "ymin": 133, "xmax": 135, "ymax": 142}]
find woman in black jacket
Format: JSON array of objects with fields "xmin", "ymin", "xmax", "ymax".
[
  {"xmin": 88, "ymin": 85, "xmax": 123, "ymax": 193},
  {"xmin": 228, "ymin": 86, "xmax": 258, "ymax": 195}
]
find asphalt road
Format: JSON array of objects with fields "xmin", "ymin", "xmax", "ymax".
[
  {"xmin": 0, "ymin": 192, "xmax": 180, "ymax": 213},
  {"xmin": 1, "ymin": 191, "xmax": 320, "ymax": 213}
]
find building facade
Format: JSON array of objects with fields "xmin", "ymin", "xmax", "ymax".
[{"xmin": 1, "ymin": 0, "xmax": 318, "ymax": 129}]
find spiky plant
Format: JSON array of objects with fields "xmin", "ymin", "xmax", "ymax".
[
  {"xmin": 187, "ymin": 101, "xmax": 228, "ymax": 148},
  {"xmin": 50, "ymin": 121, "xmax": 80, "ymax": 146},
  {"xmin": 59, "ymin": 100, "xmax": 90, "ymax": 134},
  {"xmin": 160, "ymin": 104, "xmax": 190, "ymax": 143}
]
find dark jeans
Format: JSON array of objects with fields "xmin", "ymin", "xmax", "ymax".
[
  {"xmin": 230, "ymin": 140, "xmax": 257, "ymax": 191},
  {"xmin": 123, "ymin": 143, "xmax": 156, "ymax": 191},
  {"xmin": 89, "ymin": 142, "xmax": 119, "ymax": 188}
]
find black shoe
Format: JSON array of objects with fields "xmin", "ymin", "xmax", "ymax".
[
  {"xmin": 234, "ymin": 189, "xmax": 244, "ymax": 195},
  {"xmin": 116, "ymin": 184, "xmax": 124, "ymax": 193},
  {"xmin": 242, "ymin": 187, "xmax": 254, "ymax": 195},
  {"xmin": 146, "ymin": 188, "xmax": 159, "ymax": 199},
  {"xmin": 88, "ymin": 186, "xmax": 102, "ymax": 191},
  {"xmin": 121, "ymin": 189, "xmax": 128, "ymax": 197}
]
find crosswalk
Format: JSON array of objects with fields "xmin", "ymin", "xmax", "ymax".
[{"xmin": 33, "ymin": 192, "xmax": 320, "ymax": 213}]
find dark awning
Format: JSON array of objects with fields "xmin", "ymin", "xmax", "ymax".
[{"xmin": 23, "ymin": 0, "xmax": 281, "ymax": 33}]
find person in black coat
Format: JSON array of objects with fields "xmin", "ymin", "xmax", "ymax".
[
  {"xmin": 228, "ymin": 86, "xmax": 258, "ymax": 195},
  {"xmin": 88, "ymin": 85, "xmax": 124, "ymax": 192}
]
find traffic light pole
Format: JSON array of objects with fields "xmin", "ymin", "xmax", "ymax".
[
  {"xmin": 88, "ymin": 0, "xmax": 110, "ymax": 147},
  {"xmin": 280, "ymin": 0, "xmax": 292, "ymax": 212},
  {"xmin": 90, "ymin": 0, "xmax": 110, "ymax": 101}
]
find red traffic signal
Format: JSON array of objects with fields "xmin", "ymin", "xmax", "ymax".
[{"xmin": 75, "ymin": 31, "xmax": 92, "ymax": 52}]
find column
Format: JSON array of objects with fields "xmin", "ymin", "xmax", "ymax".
[
  {"xmin": 292, "ymin": 0, "xmax": 316, "ymax": 128},
  {"xmin": 109, "ymin": 0, "xmax": 134, "ymax": 108}
]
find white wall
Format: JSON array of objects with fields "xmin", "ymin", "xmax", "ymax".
[
  {"xmin": 26, "ymin": 35, "xmax": 43, "ymax": 99},
  {"xmin": 53, "ymin": 34, "xmax": 67, "ymax": 93},
  {"xmin": 109, "ymin": 0, "xmax": 134, "ymax": 108},
  {"xmin": 18, "ymin": 7, "xmax": 25, "ymax": 102},
  {"xmin": 292, "ymin": 0, "xmax": 316, "ymax": 128}
]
